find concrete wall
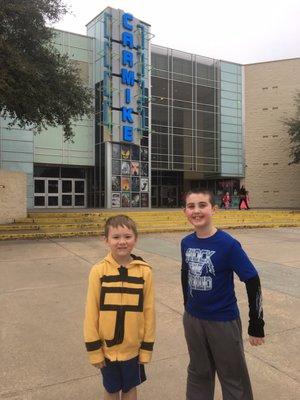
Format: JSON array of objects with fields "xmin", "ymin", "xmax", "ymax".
[
  {"xmin": 244, "ymin": 58, "xmax": 300, "ymax": 208},
  {"xmin": 0, "ymin": 169, "xmax": 27, "ymax": 223}
]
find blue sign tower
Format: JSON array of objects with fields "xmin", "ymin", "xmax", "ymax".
[{"xmin": 87, "ymin": 8, "xmax": 151, "ymax": 208}]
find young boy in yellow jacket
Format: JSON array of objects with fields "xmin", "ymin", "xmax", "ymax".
[{"xmin": 84, "ymin": 215, "xmax": 155, "ymax": 400}]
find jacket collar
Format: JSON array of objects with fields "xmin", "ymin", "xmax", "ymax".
[{"xmin": 104, "ymin": 252, "xmax": 151, "ymax": 269}]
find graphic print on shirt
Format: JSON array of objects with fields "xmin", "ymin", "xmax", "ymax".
[{"xmin": 185, "ymin": 248, "xmax": 216, "ymax": 292}]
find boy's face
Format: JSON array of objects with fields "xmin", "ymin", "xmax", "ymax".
[
  {"xmin": 105, "ymin": 225, "xmax": 137, "ymax": 260},
  {"xmin": 184, "ymin": 193, "xmax": 215, "ymax": 229}
]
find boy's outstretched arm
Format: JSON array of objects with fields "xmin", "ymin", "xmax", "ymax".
[
  {"xmin": 84, "ymin": 266, "xmax": 105, "ymax": 365},
  {"xmin": 245, "ymin": 274, "xmax": 265, "ymax": 346},
  {"xmin": 139, "ymin": 267, "xmax": 155, "ymax": 363}
]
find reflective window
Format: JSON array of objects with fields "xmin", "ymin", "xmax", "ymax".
[
  {"xmin": 34, "ymin": 196, "xmax": 45, "ymax": 206},
  {"xmin": 34, "ymin": 180, "xmax": 45, "ymax": 194}
]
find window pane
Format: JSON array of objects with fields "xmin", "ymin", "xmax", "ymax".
[
  {"xmin": 75, "ymin": 195, "xmax": 85, "ymax": 206},
  {"xmin": 34, "ymin": 180, "xmax": 45, "ymax": 193},
  {"xmin": 48, "ymin": 196, "xmax": 58, "ymax": 206},
  {"xmin": 173, "ymin": 81, "xmax": 192, "ymax": 103},
  {"xmin": 34, "ymin": 166, "xmax": 59, "ymax": 178},
  {"xmin": 34, "ymin": 196, "xmax": 45, "ymax": 206},
  {"xmin": 62, "ymin": 180, "xmax": 72, "ymax": 193},
  {"xmin": 152, "ymin": 105, "xmax": 168, "ymax": 126},
  {"xmin": 61, "ymin": 167, "xmax": 85, "ymax": 178},
  {"xmin": 62, "ymin": 195, "xmax": 72, "ymax": 206},
  {"xmin": 48, "ymin": 180, "xmax": 58, "ymax": 193},
  {"xmin": 173, "ymin": 108, "xmax": 192, "ymax": 128},
  {"xmin": 75, "ymin": 181, "xmax": 85, "ymax": 193}
]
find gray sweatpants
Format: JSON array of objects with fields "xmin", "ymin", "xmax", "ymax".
[{"xmin": 183, "ymin": 311, "xmax": 253, "ymax": 400}]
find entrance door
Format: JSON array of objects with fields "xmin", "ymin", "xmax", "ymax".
[
  {"xmin": 34, "ymin": 178, "xmax": 86, "ymax": 208},
  {"xmin": 61, "ymin": 179, "xmax": 86, "ymax": 208},
  {"xmin": 161, "ymin": 186, "xmax": 178, "ymax": 207},
  {"xmin": 151, "ymin": 186, "xmax": 158, "ymax": 207}
]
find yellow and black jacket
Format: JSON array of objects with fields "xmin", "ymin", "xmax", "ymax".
[{"xmin": 84, "ymin": 252, "xmax": 155, "ymax": 364}]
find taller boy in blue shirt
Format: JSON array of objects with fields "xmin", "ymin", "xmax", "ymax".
[{"xmin": 181, "ymin": 189, "xmax": 265, "ymax": 400}]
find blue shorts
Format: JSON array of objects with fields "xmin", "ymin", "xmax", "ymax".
[{"xmin": 100, "ymin": 356, "xmax": 146, "ymax": 394}]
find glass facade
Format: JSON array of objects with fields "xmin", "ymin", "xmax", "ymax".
[
  {"xmin": 151, "ymin": 45, "xmax": 220, "ymax": 176},
  {"xmin": 220, "ymin": 62, "xmax": 243, "ymax": 176}
]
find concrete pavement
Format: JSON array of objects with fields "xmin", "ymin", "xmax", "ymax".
[{"xmin": 0, "ymin": 228, "xmax": 299, "ymax": 399}]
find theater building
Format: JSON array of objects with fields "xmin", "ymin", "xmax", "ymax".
[{"xmin": 0, "ymin": 7, "xmax": 245, "ymax": 209}]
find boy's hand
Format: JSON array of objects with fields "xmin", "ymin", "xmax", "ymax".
[
  {"xmin": 249, "ymin": 336, "xmax": 265, "ymax": 346},
  {"xmin": 93, "ymin": 361, "xmax": 106, "ymax": 369}
]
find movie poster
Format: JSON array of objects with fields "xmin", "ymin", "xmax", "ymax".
[
  {"xmin": 131, "ymin": 177, "xmax": 140, "ymax": 192},
  {"xmin": 141, "ymin": 178, "xmax": 148, "ymax": 192},
  {"xmin": 112, "ymin": 143, "xmax": 121, "ymax": 159},
  {"xmin": 131, "ymin": 145, "xmax": 140, "ymax": 161},
  {"xmin": 112, "ymin": 176, "xmax": 121, "ymax": 191},
  {"xmin": 141, "ymin": 193, "xmax": 149, "ymax": 207},
  {"xmin": 112, "ymin": 159, "xmax": 121, "ymax": 175},
  {"xmin": 121, "ymin": 177, "xmax": 130, "ymax": 191},
  {"xmin": 131, "ymin": 193, "xmax": 140, "ymax": 207},
  {"xmin": 131, "ymin": 161, "xmax": 139, "ymax": 176},
  {"xmin": 141, "ymin": 162, "xmax": 148, "ymax": 176},
  {"xmin": 121, "ymin": 161, "xmax": 130, "ymax": 175},
  {"xmin": 112, "ymin": 193, "xmax": 121, "ymax": 208},
  {"xmin": 141, "ymin": 147, "xmax": 148, "ymax": 161},
  {"xmin": 121, "ymin": 192, "xmax": 130, "ymax": 207},
  {"xmin": 121, "ymin": 144, "xmax": 130, "ymax": 160}
]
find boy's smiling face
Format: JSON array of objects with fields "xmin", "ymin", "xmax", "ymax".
[
  {"xmin": 105, "ymin": 225, "xmax": 137, "ymax": 260},
  {"xmin": 184, "ymin": 193, "xmax": 216, "ymax": 229}
]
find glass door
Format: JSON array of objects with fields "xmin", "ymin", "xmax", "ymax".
[
  {"xmin": 151, "ymin": 186, "xmax": 158, "ymax": 207},
  {"xmin": 74, "ymin": 179, "xmax": 85, "ymax": 207},
  {"xmin": 34, "ymin": 178, "xmax": 46, "ymax": 207},
  {"xmin": 47, "ymin": 179, "xmax": 59, "ymax": 207},
  {"xmin": 61, "ymin": 178, "xmax": 86, "ymax": 208},
  {"xmin": 34, "ymin": 177, "xmax": 86, "ymax": 208},
  {"xmin": 61, "ymin": 179, "xmax": 73, "ymax": 207},
  {"xmin": 161, "ymin": 186, "xmax": 178, "ymax": 207}
]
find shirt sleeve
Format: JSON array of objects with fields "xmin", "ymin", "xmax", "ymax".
[
  {"xmin": 228, "ymin": 239, "xmax": 258, "ymax": 282},
  {"xmin": 139, "ymin": 267, "xmax": 155, "ymax": 363},
  {"xmin": 84, "ymin": 266, "xmax": 105, "ymax": 364},
  {"xmin": 181, "ymin": 240, "xmax": 188, "ymax": 307},
  {"xmin": 245, "ymin": 275, "xmax": 265, "ymax": 337}
]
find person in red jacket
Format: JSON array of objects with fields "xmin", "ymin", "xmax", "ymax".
[{"xmin": 222, "ymin": 192, "xmax": 231, "ymax": 209}]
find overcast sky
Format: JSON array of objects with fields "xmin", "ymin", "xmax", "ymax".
[{"xmin": 53, "ymin": 0, "xmax": 300, "ymax": 64}]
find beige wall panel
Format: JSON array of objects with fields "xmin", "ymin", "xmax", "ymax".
[
  {"xmin": 245, "ymin": 59, "xmax": 300, "ymax": 208},
  {"xmin": 0, "ymin": 170, "xmax": 27, "ymax": 223}
]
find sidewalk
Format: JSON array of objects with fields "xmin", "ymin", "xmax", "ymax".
[{"xmin": 0, "ymin": 228, "xmax": 299, "ymax": 399}]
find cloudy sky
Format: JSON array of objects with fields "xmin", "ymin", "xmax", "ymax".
[{"xmin": 53, "ymin": 0, "xmax": 300, "ymax": 64}]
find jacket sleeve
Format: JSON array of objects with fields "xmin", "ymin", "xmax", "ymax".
[
  {"xmin": 139, "ymin": 267, "xmax": 155, "ymax": 363},
  {"xmin": 84, "ymin": 265, "xmax": 105, "ymax": 364}
]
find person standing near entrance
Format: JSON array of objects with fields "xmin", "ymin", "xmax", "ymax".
[
  {"xmin": 84, "ymin": 215, "xmax": 155, "ymax": 400},
  {"xmin": 222, "ymin": 191, "xmax": 231, "ymax": 209},
  {"xmin": 181, "ymin": 188, "xmax": 265, "ymax": 400}
]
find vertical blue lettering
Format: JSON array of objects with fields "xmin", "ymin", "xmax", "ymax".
[
  {"xmin": 122, "ymin": 32, "xmax": 134, "ymax": 49},
  {"xmin": 125, "ymin": 88, "xmax": 131, "ymax": 104},
  {"xmin": 121, "ymin": 69, "xmax": 135, "ymax": 86},
  {"xmin": 122, "ymin": 107, "xmax": 134, "ymax": 123},
  {"xmin": 122, "ymin": 50, "xmax": 133, "ymax": 68},
  {"xmin": 122, "ymin": 13, "xmax": 133, "ymax": 31},
  {"xmin": 123, "ymin": 126, "xmax": 133, "ymax": 142}
]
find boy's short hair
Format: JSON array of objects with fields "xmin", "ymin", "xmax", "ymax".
[
  {"xmin": 104, "ymin": 214, "xmax": 138, "ymax": 238},
  {"xmin": 184, "ymin": 188, "xmax": 216, "ymax": 207}
]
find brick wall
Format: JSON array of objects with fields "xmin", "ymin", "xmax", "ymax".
[{"xmin": 244, "ymin": 58, "xmax": 300, "ymax": 208}]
